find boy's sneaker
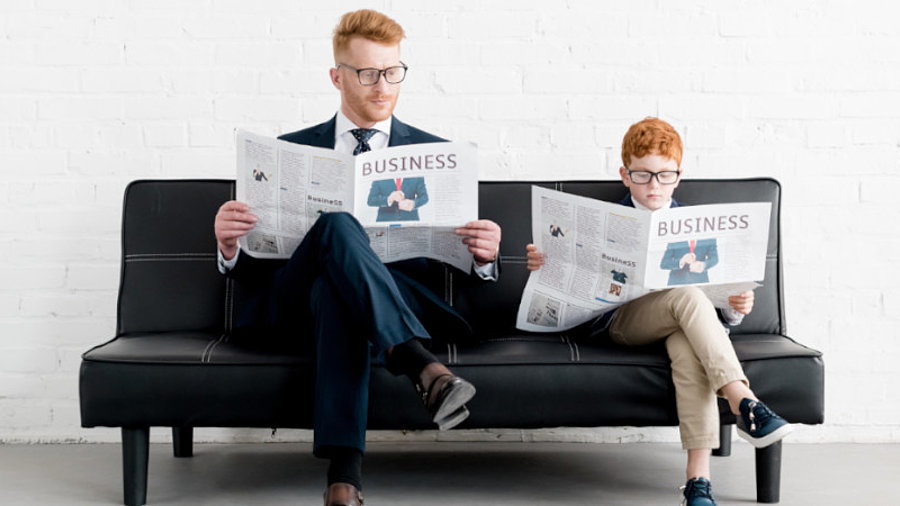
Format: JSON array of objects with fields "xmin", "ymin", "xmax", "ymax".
[
  {"xmin": 680, "ymin": 477, "xmax": 716, "ymax": 506},
  {"xmin": 736, "ymin": 398, "xmax": 793, "ymax": 448}
]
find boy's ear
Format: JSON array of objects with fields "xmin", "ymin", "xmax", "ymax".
[{"xmin": 618, "ymin": 166, "xmax": 630, "ymax": 185}]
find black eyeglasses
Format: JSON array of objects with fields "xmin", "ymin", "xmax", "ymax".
[
  {"xmin": 336, "ymin": 62, "xmax": 408, "ymax": 86},
  {"xmin": 626, "ymin": 170, "xmax": 681, "ymax": 185}
]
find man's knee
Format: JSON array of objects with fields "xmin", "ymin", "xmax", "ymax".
[{"xmin": 309, "ymin": 212, "xmax": 366, "ymax": 241}]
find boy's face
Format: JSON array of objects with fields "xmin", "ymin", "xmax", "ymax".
[{"xmin": 619, "ymin": 154, "xmax": 681, "ymax": 210}]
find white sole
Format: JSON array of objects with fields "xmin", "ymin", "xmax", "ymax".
[
  {"xmin": 432, "ymin": 380, "xmax": 476, "ymax": 422},
  {"xmin": 436, "ymin": 406, "xmax": 470, "ymax": 431},
  {"xmin": 737, "ymin": 423, "xmax": 794, "ymax": 448}
]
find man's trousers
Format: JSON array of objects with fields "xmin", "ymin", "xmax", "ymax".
[{"xmin": 268, "ymin": 212, "xmax": 432, "ymax": 456}]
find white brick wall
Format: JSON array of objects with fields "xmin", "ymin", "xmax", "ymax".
[{"xmin": 1, "ymin": 1, "xmax": 898, "ymax": 444}]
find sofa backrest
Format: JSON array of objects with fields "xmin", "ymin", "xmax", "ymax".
[
  {"xmin": 452, "ymin": 179, "xmax": 785, "ymax": 337},
  {"xmin": 116, "ymin": 179, "xmax": 233, "ymax": 335},
  {"xmin": 115, "ymin": 178, "xmax": 783, "ymax": 338}
]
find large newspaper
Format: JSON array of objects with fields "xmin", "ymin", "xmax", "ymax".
[
  {"xmin": 517, "ymin": 186, "xmax": 771, "ymax": 332},
  {"xmin": 235, "ymin": 130, "xmax": 478, "ymax": 272}
]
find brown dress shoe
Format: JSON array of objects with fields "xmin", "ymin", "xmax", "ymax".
[{"xmin": 323, "ymin": 482, "xmax": 364, "ymax": 506}]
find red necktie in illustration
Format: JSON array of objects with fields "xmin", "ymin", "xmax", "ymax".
[
  {"xmin": 689, "ymin": 240, "xmax": 696, "ymax": 254},
  {"xmin": 395, "ymin": 178, "xmax": 402, "ymax": 191}
]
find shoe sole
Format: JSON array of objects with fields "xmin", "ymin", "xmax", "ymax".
[
  {"xmin": 436, "ymin": 406, "xmax": 470, "ymax": 431},
  {"xmin": 737, "ymin": 423, "xmax": 794, "ymax": 448},
  {"xmin": 432, "ymin": 379, "xmax": 476, "ymax": 423}
]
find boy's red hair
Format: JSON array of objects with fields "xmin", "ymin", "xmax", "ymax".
[{"xmin": 621, "ymin": 117, "xmax": 683, "ymax": 168}]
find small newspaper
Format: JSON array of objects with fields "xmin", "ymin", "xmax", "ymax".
[
  {"xmin": 516, "ymin": 186, "xmax": 771, "ymax": 332},
  {"xmin": 235, "ymin": 130, "xmax": 479, "ymax": 273}
]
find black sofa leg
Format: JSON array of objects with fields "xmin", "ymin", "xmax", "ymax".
[
  {"xmin": 712, "ymin": 425, "xmax": 732, "ymax": 457},
  {"xmin": 122, "ymin": 427, "xmax": 150, "ymax": 506},
  {"xmin": 172, "ymin": 426, "xmax": 193, "ymax": 458},
  {"xmin": 755, "ymin": 440, "xmax": 782, "ymax": 503}
]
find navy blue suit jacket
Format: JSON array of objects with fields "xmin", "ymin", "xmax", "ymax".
[
  {"xmin": 660, "ymin": 239, "xmax": 719, "ymax": 285},
  {"xmin": 229, "ymin": 116, "xmax": 478, "ymax": 341},
  {"xmin": 367, "ymin": 177, "xmax": 428, "ymax": 221}
]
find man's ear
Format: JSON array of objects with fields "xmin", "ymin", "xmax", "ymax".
[{"xmin": 329, "ymin": 67, "xmax": 342, "ymax": 90}]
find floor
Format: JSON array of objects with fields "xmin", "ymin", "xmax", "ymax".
[{"xmin": 0, "ymin": 441, "xmax": 897, "ymax": 505}]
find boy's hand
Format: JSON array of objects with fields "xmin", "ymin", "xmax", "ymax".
[
  {"xmin": 728, "ymin": 290, "xmax": 755, "ymax": 315},
  {"xmin": 214, "ymin": 200, "xmax": 257, "ymax": 260},
  {"xmin": 456, "ymin": 219, "xmax": 501, "ymax": 266},
  {"xmin": 525, "ymin": 243, "xmax": 545, "ymax": 271}
]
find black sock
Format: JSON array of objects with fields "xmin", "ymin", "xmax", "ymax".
[
  {"xmin": 386, "ymin": 338, "xmax": 439, "ymax": 382},
  {"xmin": 327, "ymin": 447, "xmax": 363, "ymax": 491}
]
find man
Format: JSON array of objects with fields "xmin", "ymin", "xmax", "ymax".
[
  {"xmin": 367, "ymin": 176, "xmax": 428, "ymax": 221},
  {"xmin": 661, "ymin": 238, "xmax": 718, "ymax": 285},
  {"xmin": 214, "ymin": 10, "xmax": 501, "ymax": 506}
]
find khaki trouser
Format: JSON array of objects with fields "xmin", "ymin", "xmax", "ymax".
[{"xmin": 607, "ymin": 286, "xmax": 748, "ymax": 450}]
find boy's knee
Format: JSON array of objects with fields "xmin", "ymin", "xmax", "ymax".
[{"xmin": 667, "ymin": 286, "xmax": 713, "ymax": 313}]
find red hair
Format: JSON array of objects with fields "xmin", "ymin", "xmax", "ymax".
[
  {"xmin": 333, "ymin": 10, "xmax": 405, "ymax": 59},
  {"xmin": 621, "ymin": 117, "xmax": 683, "ymax": 167}
]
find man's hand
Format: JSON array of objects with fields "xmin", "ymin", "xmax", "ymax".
[
  {"xmin": 214, "ymin": 200, "xmax": 257, "ymax": 260},
  {"xmin": 525, "ymin": 244, "xmax": 545, "ymax": 271},
  {"xmin": 689, "ymin": 261, "xmax": 706, "ymax": 273},
  {"xmin": 397, "ymin": 199, "xmax": 415, "ymax": 212},
  {"xmin": 679, "ymin": 252, "xmax": 696, "ymax": 268},
  {"xmin": 456, "ymin": 219, "xmax": 501, "ymax": 266},
  {"xmin": 728, "ymin": 290, "xmax": 755, "ymax": 315}
]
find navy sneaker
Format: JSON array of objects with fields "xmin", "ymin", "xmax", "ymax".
[
  {"xmin": 736, "ymin": 398, "xmax": 793, "ymax": 448},
  {"xmin": 681, "ymin": 477, "xmax": 716, "ymax": 506}
]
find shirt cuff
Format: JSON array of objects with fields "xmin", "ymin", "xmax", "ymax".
[
  {"xmin": 473, "ymin": 260, "xmax": 498, "ymax": 281},
  {"xmin": 719, "ymin": 305, "xmax": 745, "ymax": 326},
  {"xmin": 217, "ymin": 248, "xmax": 240, "ymax": 274}
]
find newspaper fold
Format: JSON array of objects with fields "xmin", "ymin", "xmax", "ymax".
[{"xmin": 517, "ymin": 186, "xmax": 770, "ymax": 332}]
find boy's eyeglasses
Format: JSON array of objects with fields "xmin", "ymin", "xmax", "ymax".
[
  {"xmin": 336, "ymin": 62, "xmax": 408, "ymax": 85},
  {"xmin": 626, "ymin": 170, "xmax": 681, "ymax": 185}
]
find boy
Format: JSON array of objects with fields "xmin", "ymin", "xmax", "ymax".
[{"xmin": 525, "ymin": 117, "xmax": 792, "ymax": 505}]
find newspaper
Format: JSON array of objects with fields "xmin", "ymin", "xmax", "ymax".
[
  {"xmin": 516, "ymin": 186, "xmax": 771, "ymax": 332},
  {"xmin": 235, "ymin": 130, "xmax": 479, "ymax": 272}
]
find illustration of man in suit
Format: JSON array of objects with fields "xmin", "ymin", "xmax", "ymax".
[
  {"xmin": 212, "ymin": 10, "xmax": 501, "ymax": 506},
  {"xmin": 367, "ymin": 176, "xmax": 428, "ymax": 221},
  {"xmin": 660, "ymin": 238, "xmax": 718, "ymax": 285}
]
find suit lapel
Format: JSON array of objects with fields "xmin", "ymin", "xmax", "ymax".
[
  {"xmin": 388, "ymin": 116, "xmax": 412, "ymax": 147},
  {"xmin": 308, "ymin": 115, "xmax": 337, "ymax": 149}
]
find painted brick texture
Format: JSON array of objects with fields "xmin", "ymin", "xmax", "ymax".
[{"xmin": 1, "ymin": 1, "xmax": 898, "ymax": 443}]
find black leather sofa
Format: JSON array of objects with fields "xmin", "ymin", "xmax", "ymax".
[{"xmin": 79, "ymin": 178, "xmax": 824, "ymax": 505}]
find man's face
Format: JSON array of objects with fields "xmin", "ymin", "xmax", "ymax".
[
  {"xmin": 619, "ymin": 154, "xmax": 681, "ymax": 210},
  {"xmin": 331, "ymin": 37, "xmax": 402, "ymax": 128}
]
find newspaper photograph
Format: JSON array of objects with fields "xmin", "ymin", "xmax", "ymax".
[
  {"xmin": 516, "ymin": 186, "xmax": 771, "ymax": 332},
  {"xmin": 235, "ymin": 130, "xmax": 479, "ymax": 272}
]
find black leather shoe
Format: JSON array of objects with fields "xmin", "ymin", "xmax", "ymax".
[
  {"xmin": 417, "ymin": 373, "xmax": 476, "ymax": 430},
  {"xmin": 324, "ymin": 482, "xmax": 364, "ymax": 506}
]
